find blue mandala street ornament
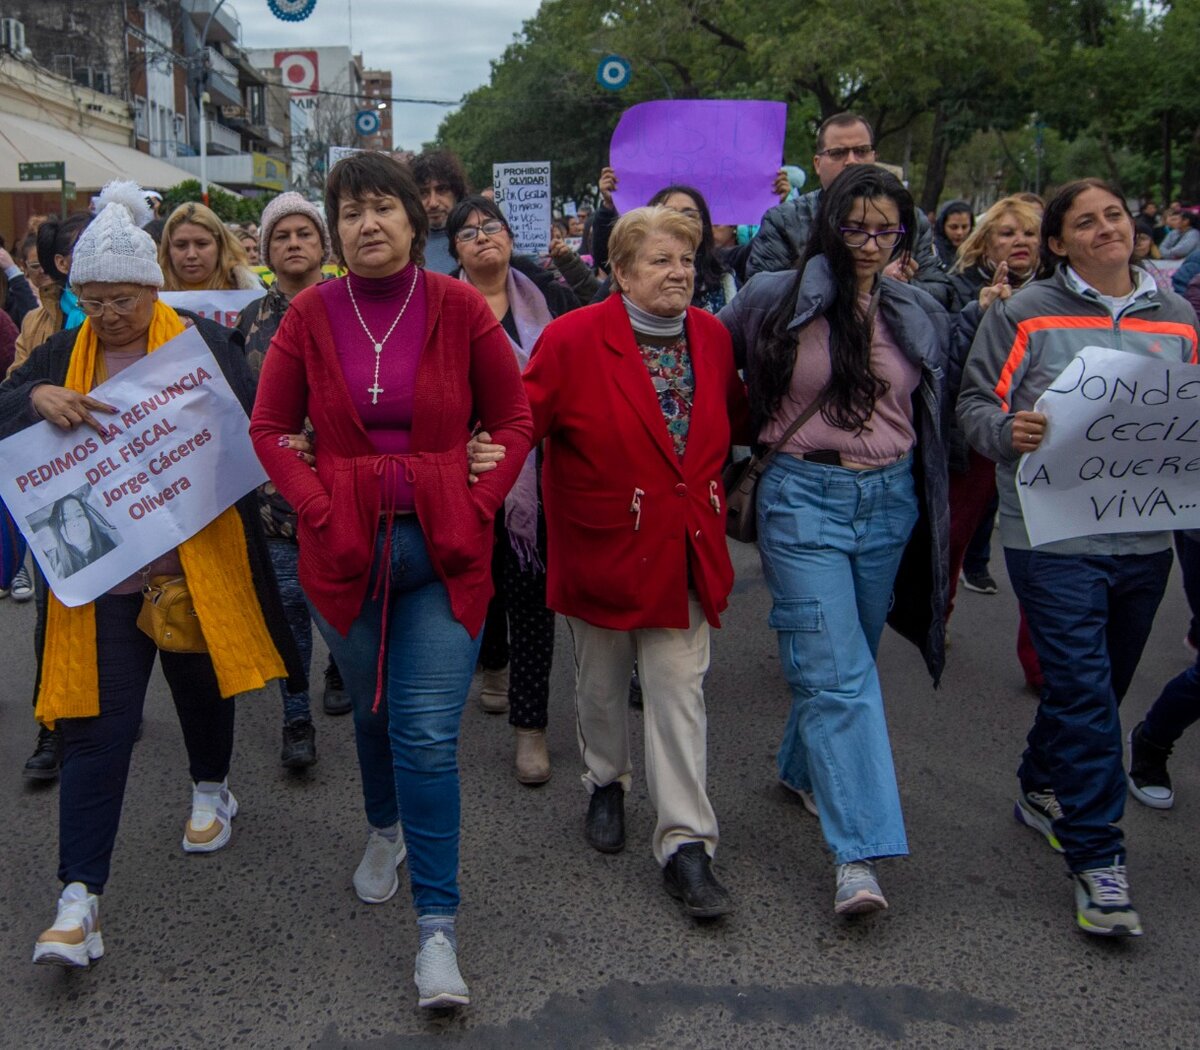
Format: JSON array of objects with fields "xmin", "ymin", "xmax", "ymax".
[
  {"xmin": 596, "ymin": 54, "xmax": 632, "ymax": 92},
  {"xmin": 268, "ymin": 0, "xmax": 317, "ymax": 22},
  {"xmin": 355, "ymin": 109, "xmax": 380, "ymax": 136}
]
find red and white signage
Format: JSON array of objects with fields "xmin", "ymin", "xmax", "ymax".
[{"xmin": 275, "ymin": 50, "xmax": 319, "ymax": 96}]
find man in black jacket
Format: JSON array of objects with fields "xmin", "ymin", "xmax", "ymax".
[{"xmin": 746, "ymin": 112, "xmax": 953, "ymax": 307}]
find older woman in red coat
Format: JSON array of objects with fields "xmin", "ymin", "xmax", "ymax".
[{"xmin": 522, "ymin": 205, "xmax": 748, "ymax": 920}]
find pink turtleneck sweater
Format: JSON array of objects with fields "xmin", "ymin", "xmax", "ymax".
[{"xmin": 317, "ymin": 264, "xmax": 427, "ymax": 511}]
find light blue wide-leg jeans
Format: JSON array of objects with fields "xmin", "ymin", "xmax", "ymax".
[{"xmin": 757, "ymin": 454, "xmax": 918, "ymax": 864}]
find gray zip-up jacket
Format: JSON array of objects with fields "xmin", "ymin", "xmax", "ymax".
[
  {"xmin": 719, "ymin": 261, "xmax": 952, "ymax": 684},
  {"xmin": 958, "ymin": 265, "xmax": 1200, "ymax": 555},
  {"xmin": 746, "ymin": 189, "xmax": 954, "ymax": 308}
]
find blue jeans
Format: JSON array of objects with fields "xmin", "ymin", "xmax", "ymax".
[
  {"xmin": 1177, "ymin": 531, "xmax": 1200, "ymax": 650},
  {"xmin": 312, "ymin": 517, "xmax": 480, "ymax": 916},
  {"xmin": 757, "ymin": 454, "xmax": 918, "ymax": 865},
  {"xmin": 267, "ymin": 539, "xmax": 312, "ymax": 724},
  {"xmin": 1006, "ymin": 547, "xmax": 1172, "ymax": 872},
  {"xmin": 1139, "ymin": 532, "xmax": 1200, "ymax": 748}
]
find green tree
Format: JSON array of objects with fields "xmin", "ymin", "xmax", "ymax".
[
  {"xmin": 436, "ymin": 0, "xmax": 1196, "ymax": 213},
  {"xmin": 160, "ymin": 180, "xmax": 273, "ymax": 224}
]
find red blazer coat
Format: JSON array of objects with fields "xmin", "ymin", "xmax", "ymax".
[
  {"xmin": 249, "ymin": 272, "xmax": 533, "ymax": 637},
  {"xmin": 523, "ymin": 293, "xmax": 749, "ymax": 631}
]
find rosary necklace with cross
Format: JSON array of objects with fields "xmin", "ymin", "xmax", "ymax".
[{"xmin": 346, "ymin": 267, "xmax": 419, "ymax": 404}]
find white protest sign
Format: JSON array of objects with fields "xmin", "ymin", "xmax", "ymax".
[
  {"xmin": 328, "ymin": 145, "xmax": 363, "ymax": 172},
  {"xmin": 160, "ymin": 289, "xmax": 263, "ymax": 328},
  {"xmin": 493, "ymin": 162, "xmax": 551, "ymax": 255},
  {"xmin": 0, "ymin": 327, "xmax": 267, "ymax": 606},
  {"xmin": 1146, "ymin": 258, "xmax": 1182, "ymax": 282},
  {"xmin": 1016, "ymin": 345, "xmax": 1200, "ymax": 547}
]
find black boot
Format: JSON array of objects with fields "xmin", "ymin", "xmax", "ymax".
[
  {"xmin": 24, "ymin": 725, "xmax": 61, "ymax": 781},
  {"xmin": 584, "ymin": 782, "xmax": 625, "ymax": 853},
  {"xmin": 663, "ymin": 842, "xmax": 733, "ymax": 918},
  {"xmin": 281, "ymin": 719, "xmax": 317, "ymax": 769},
  {"xmin": 322, "ymin": 658, "xmax": 351, "ymax": 716}
]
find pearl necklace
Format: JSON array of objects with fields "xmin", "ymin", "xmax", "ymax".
[{"xmin": 346, "ymin": 268, "xmax": 419, "ymax": 404}]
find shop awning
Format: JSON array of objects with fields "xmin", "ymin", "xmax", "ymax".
[{"xmin": 0, "ymin": 110, "xmax": 198, "ymax": 193}]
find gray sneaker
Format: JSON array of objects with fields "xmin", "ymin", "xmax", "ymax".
[
  {"xmin": 1074, "ymin": 861, "xmax": 1142, "ymax": 937},
  {"xmin": 353, "ymin": 826, "xmax": 407, "ymax": 904},
  {"xmin": 1013, "ymin": 790, "xmax": 1065, "ymax": 853},
  {"xmin": 834, "ymin": 860, "xmax": 888, "ymax": 915},
  {"xmin": 414, "ymin": 931, "xmax": 470, "ymax": 1008}
]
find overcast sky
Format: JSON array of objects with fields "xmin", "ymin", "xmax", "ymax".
[{"xmin": 235, "ymin": 0, "xmax": 544, "ymax": 149}]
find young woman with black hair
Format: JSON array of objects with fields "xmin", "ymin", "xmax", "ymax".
[
  {"xmin": 646, "ymin": 185, "xmax": 740, "ymax": 312},
  {"xmin": 5, "ymin": 211, "xmax": 94, "ymax": 781},
  {"xmin": 590, "ymin": 178, "xmax": 746, "ymax": 312},
  {"xmin": 7, "ymin": 212, "xmax": 93, "ymax": 378},
  {"xmin": 719, "ymin": 165, "xmax": 951, "ymax": 917}
]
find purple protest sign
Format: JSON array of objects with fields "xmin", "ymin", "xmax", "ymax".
[{"xmin": 609, "ymin": 100, "xmax": 787, "ymax": 225}]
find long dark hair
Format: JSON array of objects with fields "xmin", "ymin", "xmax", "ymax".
[
  {"xmin": 1037, "ymin": 177, "xmax": 1132, "ymax": 278},
  {"xmin": 37, "ymin": 213, "xmax": 92, "ymax": 286},
  {"xmin": 646, "ymin": 185, "xmax": 727, "ymax": 296},
  {"xmin": 48, "ymin": 494, "xmax": 118, "ymax": 577},
  {"xmin": 749, "ymin": 165, "xmax": 917, "ymax": 434}
]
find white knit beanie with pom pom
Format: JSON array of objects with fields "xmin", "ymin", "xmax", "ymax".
[{"xmin": 69, "ymin": 180, "xmax": 164, "ymax": 288}]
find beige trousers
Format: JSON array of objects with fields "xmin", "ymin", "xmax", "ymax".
[{"xmin": 566, "ymin": 595, "xmax": 719, "ymax": 866}]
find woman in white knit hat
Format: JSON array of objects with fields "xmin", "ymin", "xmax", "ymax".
[{"xmin": 0, "ymin": 181, "xmax": 302, "ymax": 969}]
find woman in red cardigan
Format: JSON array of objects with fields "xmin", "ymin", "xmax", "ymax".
[
  {"xmin": 249, "ymin": 153, "xmax": 532, "ymax": 1010},
  {"xmin": 522, "ymin": 206, "xmax": 748, "ymax": 920}
]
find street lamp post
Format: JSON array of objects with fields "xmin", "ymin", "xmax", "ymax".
[{"xmin": 196, "ymin": 0, "xmax": 230, "ymax": 205}]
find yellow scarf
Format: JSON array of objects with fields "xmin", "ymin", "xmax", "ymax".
[{"xmin": 37, "ymin": 302, "xmax": 287, "ymax": 727}]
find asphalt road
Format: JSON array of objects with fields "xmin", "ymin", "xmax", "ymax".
[{"xmin": 0, "ymin": 541, "xmax": 1196, "ymax": 1049}]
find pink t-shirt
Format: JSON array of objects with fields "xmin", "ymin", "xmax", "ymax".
[{"xmin": 759, "ymin": 307, "xmax": 920, "ymax": 467}]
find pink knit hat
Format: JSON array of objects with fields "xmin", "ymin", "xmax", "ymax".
[{"xmin": 258, "ymin": 192, "xmax": 331, "ymax": 269}]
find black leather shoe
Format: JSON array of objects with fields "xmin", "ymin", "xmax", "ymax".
[
  {"xmin": 281, "ymin": 719, "xmax": 317, "ymax": 769},
  {"xmin": 584, "ymin": 782, "xmax": 625, "ymax": 853},
  {"xmin": 322, "ymin": 659, "xmax": 351, "ymax": 716},
  {"xmin": 663, "ymin": 842, "xmax": 733, "ymax": 918},
  {"xmin": 23, "ymin": 725, "xmax": 61, "ymax": 781}
]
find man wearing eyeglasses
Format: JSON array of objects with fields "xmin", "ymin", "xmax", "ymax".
[{"xmin": 746, "ymin": 113, "xmax": 953, "ymax": 306}]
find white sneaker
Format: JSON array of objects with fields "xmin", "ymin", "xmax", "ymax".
[
  {"xmin": 353, "ymin": 826, "xmax": 408, "ymax": 903},
  {"xmin": 33, "ymin": 883, "xmax": 104, "ymax": 968},
  {"xmin": 414, "ymin": 931, "xmax": 470, "ymax": 1008},
  {"xmin": 182, "ymin": 780, "xmax": 238, "ymax": 853}
]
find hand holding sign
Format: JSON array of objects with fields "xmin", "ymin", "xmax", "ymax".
[
  {"xmin": 599, "ymin": 166, "xmax": 618, "ymax": 210},
  {"xmin": 772, "ymin": 168, "xmax": 791, "ymax": 202},
  {"xmin": 1011, "ymin": 409, "xmax": 1046, "ymax": 454},
  {"xmin": 31, "ymin": 386, "xmax": 118, "ymax": 435}
]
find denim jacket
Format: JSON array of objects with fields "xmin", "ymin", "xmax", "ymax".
[{"xmin": 719, "ymin": 259, "xmax": 951, "ymax": 684}]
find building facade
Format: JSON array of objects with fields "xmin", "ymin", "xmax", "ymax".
[{"xmin": 361, "ymin": 68, "xmax": 393, "ymax": 152}]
